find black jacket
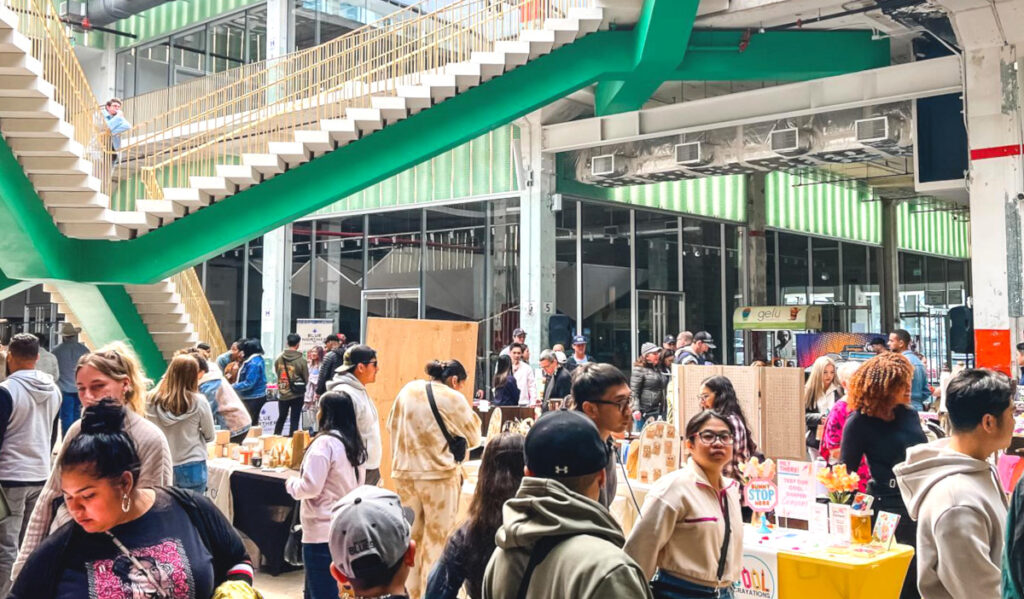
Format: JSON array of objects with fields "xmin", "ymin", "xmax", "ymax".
[
  {"xmin": 564, "ymin": 354, "xmax": 593, "ymax": 372},
  {"xmin": 10, "ymin": 487, "xmax": 252, "ymax": 599},
  {"xmin": 542, "ymin": 367, "xmax": 573, "ymax": 411},
  {"xmin": 630, "ymin": 365, "xmax": 667, "ymax": 416},
  {"xmin": 316, "ymin": 347, "xmax": 346, "ymax": 396}
]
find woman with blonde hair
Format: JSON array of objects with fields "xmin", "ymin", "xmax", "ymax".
[
  {"xmin": 147, "ymin": 354, "xmax": 216, "ymax": 493},
  {"xmin": 12, "ymin": 342, "xmax": 173, "ymax": 578},
  {"xmin": 841, "ymin": 352, "xmax": 926, "ymax": 599},
  {"xmin": 803, "ymin": 356, "xmax": 842, "ymax": 459}
]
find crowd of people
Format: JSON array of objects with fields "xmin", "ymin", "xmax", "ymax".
[{"xmin": 0, "ymin": 320, "xmax": 1020, "ymax": 599}]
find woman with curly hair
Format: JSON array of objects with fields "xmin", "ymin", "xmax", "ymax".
[{"xmin": 841, "ymin": 352, "xmax": 926, "ymax": 599}]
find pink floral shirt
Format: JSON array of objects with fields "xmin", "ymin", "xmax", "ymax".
[{"xmin": 820, "ymin": 398, "xmax": 869, "ymax": 492}]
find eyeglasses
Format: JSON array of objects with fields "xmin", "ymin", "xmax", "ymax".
[
  {"xmin": 590, "ymin": 397, "xmax": 633, "ymax": 412},
  {"xmin": 690, "ymin": 431, "xmax": 734, "ymax": 446},
  {"xmin": 697, "ymin": 393, "xmax": 711, "ymax": 402}
]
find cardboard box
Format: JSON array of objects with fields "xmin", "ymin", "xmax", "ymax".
[
  {"xmin": 247, "ymin": 426, "xmax": 263, "ymax": 439},
  {"xmin": 207, "ymin": 442, "xmax": 220, "ymax": 460},
  {"xmin": 215, "ymin": 430, "xmax": 231, "ymax": 445}
]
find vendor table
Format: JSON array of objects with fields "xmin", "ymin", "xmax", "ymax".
[{"xmin": 209, "ymin": 459, "xmax": 299, "ymax": 576}]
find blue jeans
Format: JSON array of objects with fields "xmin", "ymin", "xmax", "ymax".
[
  {"xmin": 59, "ymin": 391, "xmax": 81, "ymax": 437},
  {"xmin": 652, "ymin": 571, "xmax": 734, "ymax": 599},
  {"xmin": 173, "ymin": 460, "xmax": 208, "ymax": 494},
  {"xmin": 302, "ymin": 542, "xmax": 336, "ymax": 599}
]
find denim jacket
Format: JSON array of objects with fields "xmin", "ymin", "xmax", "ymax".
[{"xmin": 232, "ymin": 354, "xmax": 267, "ymax": 400}]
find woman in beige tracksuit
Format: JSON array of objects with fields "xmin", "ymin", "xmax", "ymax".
[
  {"xmin": 624, "ymin": 409, "xmax": 744, "ymax": 598},
  {"xmin": 388, "ymin": 359, "xmax": 481, "ymax": 599}
]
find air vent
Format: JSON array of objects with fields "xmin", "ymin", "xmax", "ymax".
[
  {"xmin": 770, "ymin": 128, "xmax": 810, "ymax": 155},
  {"xmin": 674, "ymin": 142, "xmax": 713, "ymax": 167},
  {"xmin": 591, "ymin": 154, "xmax": 617, "ymax": 177},
  {"xmin": 856, "ymin": 117, "xmax": 890, "ymax": 143}
]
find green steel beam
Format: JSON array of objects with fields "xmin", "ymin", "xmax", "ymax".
[
  {"xmin": 595, "ymin": 0, "xmax": 700, "ymax": 116},
  {"xmin": 0, "ymin": 268, "xmax": 32, "ymax": 302},
  {"xmin": 51, "ymin": 282, "xmax": 167, "ymax": 378},
  {"xmin": 670, "ymin": 30, "xmax": 890, "ymax": 81}
]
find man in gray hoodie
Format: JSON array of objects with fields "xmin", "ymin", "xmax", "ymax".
[
  {"xmin": 895, "ymin": 368, "xmax": 1014, "ymax": 599},
  {"xmin": 482, "ymin": 410, "xmax": 652, "ymax": 599},
  {"xmin": 0, "ymin": 334, "xmax": 60, "ymax": 595},
  {"xmin": 326, "ymin": 344, "xmax": 382, "ymax": 485}
]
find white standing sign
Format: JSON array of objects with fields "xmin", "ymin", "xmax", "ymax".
[
  {"xmin": 296, "ymin": 318, "xmax": 335, "ymax": 351},
  {"xmin": 776, "ymin": 460, "xmax": 815, "ymax": 521}
]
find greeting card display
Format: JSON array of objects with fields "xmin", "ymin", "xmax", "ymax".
[
  {"xmin": 635, "ymin": 421, "xmax": 679, "ymax": 485},
  {"xmin": 872, "ymin": 511, "xmax": 901, "ymax": 549}
]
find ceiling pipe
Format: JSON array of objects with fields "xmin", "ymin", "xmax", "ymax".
[{"xmin": 87, "ymin": 0, "xmax": 177, "ymax": 27}]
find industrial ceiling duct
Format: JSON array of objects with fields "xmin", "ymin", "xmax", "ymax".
[{"xmin": 87, "ymin": 0, "xmax": 176, "ymax": 27}]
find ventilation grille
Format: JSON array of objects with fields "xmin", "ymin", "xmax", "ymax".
[
  {"xmin": 591, "ymin": 154, "xmax": 617, "ymax": 177},
  {"xmin": 675, "ymin": 142, "xmax": 702, "ymax": 165},
  {"xmin": 855, "ymin": 117, "xmax": 890, "ymax": 143}
]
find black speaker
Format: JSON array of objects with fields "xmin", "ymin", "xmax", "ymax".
[
  {"xmin": 548, "ymin": 314, "xmax": 572, "ymax": 348},
  {"xmin": 948, "ymin": 305, "xmax": 973, "ymax": 354}
]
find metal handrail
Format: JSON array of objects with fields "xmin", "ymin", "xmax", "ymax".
[{"xmin": 169, "ymin": 268, "xmax": 228, "ymax": 357}]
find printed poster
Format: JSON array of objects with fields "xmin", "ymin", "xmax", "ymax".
[{"xmin": 776, "ymin": 460, "xmax": 814, "ymax": 520}]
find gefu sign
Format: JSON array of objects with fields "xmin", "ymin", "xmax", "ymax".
[{"xmin": 733, "ymin": 552, "xmax": 778, "ymax": 599}]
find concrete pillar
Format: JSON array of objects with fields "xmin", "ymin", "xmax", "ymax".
[
  {"xmin": 937, "ymin": 2, "xmax": 1024, "ymax": 373},
  {"xmin": 518, "ymin": 113, "xmax": 557, "ymax": 353},
  {"xmin": 744, "ymin": 173, "xmax": 767, "ymax": 361},
  {"xmin": 259, "ymin": 0, "xmax": 294, "ymax": 357},
  {"xmin": 880, "ymin": 198, "xmax": 900, "ymax": 334}
]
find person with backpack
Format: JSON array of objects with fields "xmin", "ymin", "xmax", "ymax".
[
  {"xmin": 286, "ymin": 390, "xmax": 365, "ymax": 599},
  {"xmin": 314, "ymin": 333, "xmax": 347, "ymax": 398},
  {"xmin": 481, "ymin": 410, "xmax": 652, "ymax": 599},
  {"xmin": 274, "ymin": 333, "xmax": 309, "ymax": 437},
  {"xmin": 9, "ymin": 400, "xmax": 254, "ymax": 599},
  {"xmin": 388, "ymin": 360, "xmax": 481, "ymax": 599}
]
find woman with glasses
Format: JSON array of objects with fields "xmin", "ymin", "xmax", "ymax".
[
  {"xmin": 624, "ymin": 410, "xmax": 743, "ymax": 598},
  {"xmin": 698, "ymin": 375, "xmax": 759, "ymax": 481}
]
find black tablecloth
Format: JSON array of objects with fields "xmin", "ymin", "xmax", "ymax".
[{"xmin": 229, "ymin": 469, "xmax": 299, "ymax": 575}]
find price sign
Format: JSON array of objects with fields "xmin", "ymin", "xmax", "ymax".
[{"xmin": 744, "ymin": 480, "xmax": 779, "ymax": 513}]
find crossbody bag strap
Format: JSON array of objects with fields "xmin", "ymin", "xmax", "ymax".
[
  {"xmin": 715, "ymin": 489, "xmax": 732, "ymax": 584},
  {"xmin": 425, "ymin": 382, "xmax": 457, "ymax": 449},
  {"xmin": 515, "ymin": 535, "xmax": 575, "ymax": 599}
]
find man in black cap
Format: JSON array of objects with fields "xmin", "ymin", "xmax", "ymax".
[
  {"xmin": 675, "ymin": 330, "xmax": 715, "ymax": 365},
  {"xmin": 565, "ymin": 335, "xmax": 593, "ymax": 372},
  {"xmin": 868, "ymin": 336, "xmax": 888, "ymax": 355},
  {"xmin": 499, "ymin": 327, "xmax": 527, "ymax": 357},
  {"xmin": 482, "ymin": 410, "xmax": 651, "ymax": 599},
  {"xmin": 662, "ymin": 335, "xmax": 676, "ymax": 352},
  {"xmin": 314, "ymin": 332, "xmax": 347, "ymax": 398},
  {"xmin": 326, "ymin": 344, "xmax": 382, "ymax": 485}
]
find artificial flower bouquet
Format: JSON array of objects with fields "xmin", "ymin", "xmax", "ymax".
[{"xmin": 817, "ymin": 463, "xmax": 861, "ymax": 504}]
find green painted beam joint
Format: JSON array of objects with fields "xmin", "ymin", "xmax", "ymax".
[
  {"xmin": 52, "ymin": 282, "xmax": 167, "ymax": 379},
  {"xmin": 595, "ymin": 0, "xmax": 700, "ymax": 116},
  {"xmin": 672, "ymin": 30, "xmax": 890, "ymax": 81},
  {"xmin": 0, "ymin": 269, "xmax": 33, "ymax": 302}
]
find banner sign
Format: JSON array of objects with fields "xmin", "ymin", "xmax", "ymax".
[
  {"xmin": 735, "ymin": 534, "xmax": 779, "ymax": 599},
  {"xmin": 732, "ymin": 306, "xmax": 822, "ymax": 331}
]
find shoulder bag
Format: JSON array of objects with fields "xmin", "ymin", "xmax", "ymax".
[{"xmin": 425, "ymin": 382, "xmax": 467, "ymax": 463}]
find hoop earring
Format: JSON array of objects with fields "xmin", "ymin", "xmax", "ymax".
[{"xmin": 122, "ymin": 493, "xmax": 131, "ymax": 513}]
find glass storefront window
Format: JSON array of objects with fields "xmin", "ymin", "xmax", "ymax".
[
  {"xmin": 367, "ymin": 211, "xmax": 421, "ymax": 292},
  {"xmin": 204, "ymin": 245, "xmax": 246, "ymax": 343},
  {"xmin": 491, "ymin": 199, "xmax": 520, "ymax": 354},
  {"xmin": 765, "ymin": 230, "xmax": 778, "ymax": 306},
  {"xmin": 635, "ymin": 212, "xmax": 681, "ymax": 355},
  {"xmin": 841, "ymin": 243, "xmax": 875, "ymax": 333},
  {"xmin": 554, "ymin": 199, "xmax": 578, "ymax": 338},
  {"xmin": 312, "ymin": 216, "xmax": 364, "ymax": 339},
  {"xmin": 171, "ymin": 28, "xmax": 206, "ymax": 85},
  {"xmin": 778, "ymin": 232, "xmax": 809, "ymax": 305},
  {"xmin": 208, "ymin": 15, "xmax": 247, "ymax": 73},
  {"xmin": 724, "ymin": 225, "xmax": 741, "ymax": 365},
  {"xmin": 291, "ymin": 225, "xmax": 312, "ymax": 322},
  {"xmin": 681, "ymin": 219, "xmax": 722, "ymax": 362},
  {"xmin": 580, "ymin": 203, "xmax": 632, "ymax": 367},
  {"xmin": 810, "ymin": 238, "xmax": 839, "ymax": 305}
]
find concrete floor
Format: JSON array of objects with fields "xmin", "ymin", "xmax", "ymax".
[{"xmin": 255, "ymin": 568, "xmax": 305, "ymax": 598}]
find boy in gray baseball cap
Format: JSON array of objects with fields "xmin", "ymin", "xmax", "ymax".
[{"xmin": 328, "ymin": 486, "xmax": 415, "ymax": 599}]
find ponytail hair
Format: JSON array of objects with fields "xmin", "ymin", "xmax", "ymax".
[
  {"xmin": 426, "ymin": 359, "xmax": 468, "ymax": 383},
  {"xmin": 60, "ymin": 398, "xmax": 141, "ymax": 487}
]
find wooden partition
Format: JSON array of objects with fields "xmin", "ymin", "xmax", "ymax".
[
  {"xmin": 672, "ymin": 365, "xmax": 805, "ymax": 461},
  {"xmin": 364, "ymin": 317, "xmax": 479, "ymax": 489}
]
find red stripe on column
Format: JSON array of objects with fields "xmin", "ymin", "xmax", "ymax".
[
  {"xmin": 970, "ymin": 144, "xmax": 1022, "ymax": 161},
  {"xmin": 975, "ymin": 329, "xmax": 1012, "ymax": 375}
]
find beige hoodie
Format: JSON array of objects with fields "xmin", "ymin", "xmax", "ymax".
[{"xmin": 388, "ymin": 379, "xmax": 481, "ymax": 480}]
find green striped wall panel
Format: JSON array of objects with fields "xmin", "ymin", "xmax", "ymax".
[
  {"xmin": 897, "ymin": 202, "xmax": 970, "ymax": 259},
  {"xmin": 765, "ymin": 171, "xmax": 882, "ymax": 244},
  {"xmin": 557, "ymin": 173, "xmax": 748, "ymax": 222},
  {"xmin": 310, "ymin": 124, "xmax": 518, "ymax": 216}
]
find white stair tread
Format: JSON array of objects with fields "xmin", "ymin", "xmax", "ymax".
[
  {"xmin": 162, "ymin": 188, "xmax": 209, "ymax": 208},
  {"xmin": 136, "ymin": 199, "xmax": 187, "ymax": 220},
  {"xmin": 242, "ymin": 153, "xmax": 286, "ymax": 175},
  {"xmin": 294, "ymin": 130, "xmax": 334, "ymax": 155}
]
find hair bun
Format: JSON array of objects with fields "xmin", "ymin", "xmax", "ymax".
[{"xmin": 80, "ymin": 398, "xmax": 127, "ymax": 435}]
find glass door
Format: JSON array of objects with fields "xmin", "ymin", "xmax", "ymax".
[
  {"xmin": 360, "ymin": 288, "xmax": 420, "ymax": 335},
  {"xmin": 637, "ymin": 290, "xmax": 683, "ymax": 352}
]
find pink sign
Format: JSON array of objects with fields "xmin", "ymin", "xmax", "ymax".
[
  {"xmin": 744, "ymin": 480, "xmax": 779, "ymax": 513},
  {"xmin": 776, "ymin": 460, "xmax": 814, "ymax": 520}
]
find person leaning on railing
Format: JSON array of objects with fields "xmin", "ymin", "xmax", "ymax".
[{"xmin": 102, "ymin": 98, "xmax": 131, "ymax": 164}]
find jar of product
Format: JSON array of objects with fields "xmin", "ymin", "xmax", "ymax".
[
  {"xmin": 850, "ymin": 510, "xmax": 873, "ymax": 544},
  {"xmin": 251, "ymin": 452, "xmax": 263, "ymax": 468}
]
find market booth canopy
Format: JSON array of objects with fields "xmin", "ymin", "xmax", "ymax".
[{"xmin": 733, "ymin": 306, "xmax": 823, "ymax": 331}]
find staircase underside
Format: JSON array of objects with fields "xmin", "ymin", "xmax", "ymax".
[{"xmin": 0, "ymin": 13, "xmax": 890, "ymax": 376}]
